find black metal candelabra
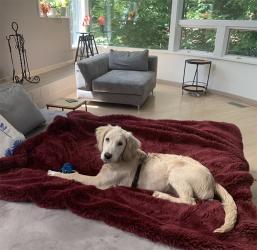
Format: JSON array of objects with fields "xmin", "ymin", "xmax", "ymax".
[{"xmin": 6, "ymin": 22, "xmax": 40, "ymax": 84}]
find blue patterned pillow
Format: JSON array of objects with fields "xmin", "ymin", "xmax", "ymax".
[{"xmin": 0, "ymin": 115, "xmax": 25, "ymax": 158}]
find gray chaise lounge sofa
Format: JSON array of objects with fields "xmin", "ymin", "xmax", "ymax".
[{"xmin": 75, "ymin": 52, "xmax": 158, "ymax": 109}]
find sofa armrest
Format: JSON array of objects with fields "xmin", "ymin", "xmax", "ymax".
[
  {"xmin": 77, "ymin": 53, "xmax": 109, "ymax": 91},
  {"xmin": 148, "ymin": 56, "xmax": 158, "ymax": 75}
]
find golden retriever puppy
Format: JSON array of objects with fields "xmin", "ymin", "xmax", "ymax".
[{"xmin": 48, "ymin": 125, "xmax": 237, "ymax": 233}]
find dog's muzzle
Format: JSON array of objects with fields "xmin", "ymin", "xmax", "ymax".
[{"xmin": 104, "ymin": 152, "xmax": 112, "ymax": 160}]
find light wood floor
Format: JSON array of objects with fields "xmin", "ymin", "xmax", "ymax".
[{"xmin": 69, "ymin": 83, "xmax": 257, "ymax": 206}]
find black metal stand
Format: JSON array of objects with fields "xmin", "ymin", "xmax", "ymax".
[
  {"xmin": 6, "ymin": 22, "xmax": 40, "ymax": 84},
  {"xmin": 74, "ymin": 32, "xmax": 99, "ymax": 62},
  {"xmin": 182, "ymin": 59, "xmax": 211, "ymax": 95}
]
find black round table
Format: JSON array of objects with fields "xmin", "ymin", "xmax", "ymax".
[{"xmin": 182, "ymin": 59, "xmax": 212, "ymax": 95}]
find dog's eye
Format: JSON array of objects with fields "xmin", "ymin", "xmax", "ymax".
[
  {"xmin": 117, "ymin": 141, "xmax": 123, "ymax": 146},
  {"xmin": 105, "ymin": 138, "xmax": 110, "ymax": 142}
]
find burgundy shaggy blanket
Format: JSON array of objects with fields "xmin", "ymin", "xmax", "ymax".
[{"xmin": 0, "ymin": 111, "xmax": 257, "ymax": 249}]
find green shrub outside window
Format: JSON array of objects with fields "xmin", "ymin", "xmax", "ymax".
[{"xmin": 88, "ymin": 0, "xmax": 172, "ymax": 49}]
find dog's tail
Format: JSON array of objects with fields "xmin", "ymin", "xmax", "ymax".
[{"xmin": 213, "ymin": 183, "xmax": 237, "ymax": 233}]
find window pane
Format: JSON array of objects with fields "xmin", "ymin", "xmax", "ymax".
[
  {"xmin": 183, "ymin": 0, "xmax": 257, "ymax": 20},
  {"xmin": 180, "ymin": 27, "xmax": 216, "ymax": 52},
  {"xmin": 227, "ymin": 30, "xmax": 257, "ymax": 57},
  {"xmin": 70, "ymin": 0, "xmax": 86, "ymax": 47},
  {"xmin": 89, "ymin": 0, "xmax": 172, "ymax": 49}
]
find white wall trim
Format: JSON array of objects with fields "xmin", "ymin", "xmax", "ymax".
[
  {"xmin": 214, "ymin": 26, "xmax": 229, "ymax": 57},
  {"xmin": 179, "ymin": 20, "xmax": 257, "ymax": 30},
  {"xmin": 168, "ymin": 0, "xmax": 184, "ymax": 51}
]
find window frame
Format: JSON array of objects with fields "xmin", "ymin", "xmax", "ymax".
[
  {"xmin": 169, "ymin": 0, "xmax": 257, "ymax": 63},
  {"xmin": 72, "ymin": 0, "xmax": 257, "ymax": 65}
]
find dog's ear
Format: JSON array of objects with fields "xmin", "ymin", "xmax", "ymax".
[
  {"xmin": 122, "ymin": 132, "xmax": 141, "ymax": 161},
  {"xmin": 95, "ymin": 125, "xmax": 112, "ymax": 152}
]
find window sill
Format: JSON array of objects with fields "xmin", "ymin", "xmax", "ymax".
[
  {"xmin": 39, "ymin": 16, "xmax": 70, "ymax": 19},
  {"xmin": 72, "ymin": 44, "xmax": 257, "ymax": 66},
  {"xmin": 163, "ymin": 49, "xmax": 257, "ymax": 66},
  {"xmin": 173, "ymin": 50, "xmax": 257, "ymax": 66}
]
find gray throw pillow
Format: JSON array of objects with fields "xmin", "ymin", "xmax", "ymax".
[
  {"xmin": 0, "ymin": 84, "xmax": 45, "ymax": 135},
  {"xmin": 109, "ymin": 49, "xmax": 149, "ymax": 71}
]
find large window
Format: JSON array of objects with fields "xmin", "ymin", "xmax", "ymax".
[
  {"xmin": 88, "ymin": 0, "xmax": 172, "ymax": 49},
  {"xmin": 71, "ymin": 0, "xmax": 257, "ymax": 61},
  {"xmin": 177, "ymin": 0, "xmax": 257, "ymax": 58},
  {"xmin": 183, "ymin": 0, "xmax": 257, "ymax": 20}
]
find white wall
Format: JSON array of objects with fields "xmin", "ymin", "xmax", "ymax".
[
  {"xmin": 99, "ymin": 46, "xmax": 257, "ymax": 102},
  {"xmin": 0, "ymin": 0, "xmax": 73, "ymax": 79},
  {"xmin": 152, "ymin": 52, "xmax": 257, "ymax": 102}
]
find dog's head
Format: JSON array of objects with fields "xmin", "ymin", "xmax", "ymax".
[{"xmin": 96, "ymin": 125, "xmax": 141, "ymax": 163}]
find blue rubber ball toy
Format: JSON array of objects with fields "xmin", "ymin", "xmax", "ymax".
[{"xmin": 60, "ymin": 162, "xmax": 75, "ymax": 174}]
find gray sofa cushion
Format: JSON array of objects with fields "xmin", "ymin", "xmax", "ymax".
[
  {"xmin": 109, "ymin": 50, "xmax": 149, "ymax": 71},
  {"xmin": 77, "ymin": 53, "xmax": 109, "ymax": 91},
  {"xmin": 0, "ymin": 84, "xmax": 45, "ymax": 135},
  {"xmin": 26, "ymin": 108, "xmax": 67, "ymax": 138},
  {"xmin": 92, "ymin": 70, "xmax": 155, "ymax": 96}
]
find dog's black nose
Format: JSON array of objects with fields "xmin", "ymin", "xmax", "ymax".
[{"xmin": 104, "ymin": 152, "xmax": 112, "ymax": 160}]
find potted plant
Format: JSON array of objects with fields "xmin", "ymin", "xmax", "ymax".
[
  {"xmin": 40, "ymin": 0, "xmax": 51, "ymax": 17},
  {"xmin": 56, "ymin": 0, "xmax": 70, "ymax": 17},
  {"xmin": 48, "ymin": 0, "xmax": 58, "ymax": 17},
  {"xmin": 46, "ymin": 0, "xmax": 70, "ymax": 17}
]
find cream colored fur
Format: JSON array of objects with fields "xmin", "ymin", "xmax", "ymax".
[{"xmin": 48, "ymin": 125, "xmax": 237, "ymax": 233}]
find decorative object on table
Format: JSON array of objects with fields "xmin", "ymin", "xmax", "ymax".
[
  {"xmin": 60, "ymin": 162, "xmax": 75, "ymax": 174},
  {"xmin": 74, "ymin": 32, "xmax": 99, "ymax": 62},
  {"xmin": 65, "ymin": 98, "xmax": 78, "ymax": 103},
  {"xmin": 182, "ymin": 59, "xmax": 211, "ymax": 95},
  {"xmin": 6, "ymin": 22, "xmax": 40, "ymax": 84},
  {"xmin": 82, "ymin": 15, "xmax": 91, "ymax": 33}
]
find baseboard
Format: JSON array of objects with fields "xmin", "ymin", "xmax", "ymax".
[
  {"xmin": 157, "ymin": 78, "xmax": 257, "ymax": 107},
  {"xmin": 0, "ymin": 59, "xmax": 74, "ymax": 84},
  {"xmin": 157, "ymin": 79, "xmax": 180, "ymax": 87},
  {"xmin": 208, "ymin": 89, "xmax": 257, "ymax": 107}
]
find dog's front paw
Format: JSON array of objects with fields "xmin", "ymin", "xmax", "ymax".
[
  {"xmin": 48, "ymin": 170, "xmax": 58, "ymax": 176},
  {"xmin": 190, "ymin": 198, "xmax": 196, "ymax": 205},
  {"xmin": 152, "ymin": 191, "xmax": 161, "ymax": 198}
]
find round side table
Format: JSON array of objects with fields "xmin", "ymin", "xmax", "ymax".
[{"xmin": 182, "ymin": 59, "xmax": 212, "ymax": 95}]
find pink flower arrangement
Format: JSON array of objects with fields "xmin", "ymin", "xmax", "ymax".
[
  {"xmin": 83, "ymin": 15, "xmax": 91, "ymax": 26},
  {"xmin": 40, "ymin": 1, "xmax": 51, "ymax": 16}
]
